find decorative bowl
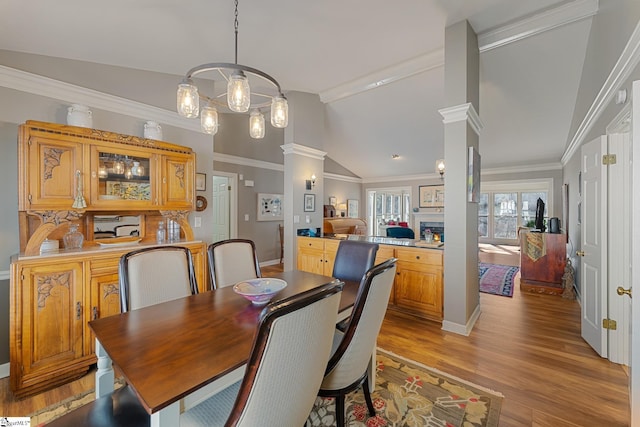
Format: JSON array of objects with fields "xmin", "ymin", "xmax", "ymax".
[{"xmin": 233, "ymin": 278, "xmax": 287, "ymax": 306}]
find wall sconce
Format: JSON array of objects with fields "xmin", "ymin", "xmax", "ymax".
[
  {"xmin": 305, "ymin": 174, "xmax": 316, "ymax": 190},
  {"xmin": 435, "ymin": 159, "xmax": 445, "ymax": 178}
]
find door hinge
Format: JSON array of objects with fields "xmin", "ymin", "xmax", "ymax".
[
  {"xmin": 602, "ymin": 318, "xmax": 617, "ymax": 330},
  {"xmin": 603, "ymin": 154, "xmax": 617, "ymax": 165},
  {"xmin": 28, "ymin": 194, "xmax": 32, "ymax": 203},
  {"xmin": 228, "ymin": 185, "xmax": 231, "ymax": 191}
]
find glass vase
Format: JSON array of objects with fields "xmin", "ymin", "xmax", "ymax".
[{"xmin": 63, "ymin": 223, "xmax": 84, "ymax": 249}]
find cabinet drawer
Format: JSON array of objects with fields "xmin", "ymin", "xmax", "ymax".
[
  {"xmin": 298, "ymin": 237, "xmax": 324, "ymax": 251},
  {"xmin": 395, "ymin": 247, "xmax": 442, "ymax": 266}
]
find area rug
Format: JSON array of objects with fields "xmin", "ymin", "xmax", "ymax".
[
  {"xmin": 479, "ymin": 262, "xmax": 518, "ymax": 297},
  {"xmin": 306, "ymin": 348, "xmax": 503, "ymax": 427},
  {"xmin": 30, "ymin": 350, "xmax": 503, "ymax": 427}
]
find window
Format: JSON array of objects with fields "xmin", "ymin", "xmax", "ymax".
[
  {"xmin": 366, "ymin": 187, "xmax": 412, "ymax": 235},
  {"xmin": 479, "ymin": 179, "xmax": 552, "ymax": 243}
]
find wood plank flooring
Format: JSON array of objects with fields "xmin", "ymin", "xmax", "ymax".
[{"xmin": 1, "ymin": 246, "xmax": 630, "ymax": 426}]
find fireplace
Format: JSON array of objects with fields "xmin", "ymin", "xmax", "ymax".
[{"xmin": 413, "ymin": 213, "xmax": 444, "ymax": 241}]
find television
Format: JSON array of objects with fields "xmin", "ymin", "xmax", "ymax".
[{"xmin": 534, "ymin": 197, "xmax": 546, "ymax": 232}]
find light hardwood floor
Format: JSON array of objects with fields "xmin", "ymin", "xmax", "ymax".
[{"xmin": 2, "ymin": 246, "xmax": 630, "ymax": 426}]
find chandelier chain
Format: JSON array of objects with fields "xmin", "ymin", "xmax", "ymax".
[{"xmin": 234, "ymin": 0, "xmax": 239, "ymax": 64}]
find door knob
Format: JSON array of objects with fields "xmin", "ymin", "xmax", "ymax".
[
  {"xmin": 617, "ymin": 286, "xmax": 632, "ymax": 298},
  {"xmin": 576, "ymin": 250, "xmax": 585, "ymax": 257}
]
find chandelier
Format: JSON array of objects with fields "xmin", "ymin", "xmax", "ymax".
[{"xmin": 176, "ymin": 0, "xmax": 288, "ymax": 138}]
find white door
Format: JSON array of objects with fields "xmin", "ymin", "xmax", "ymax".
[
  {"xmin": 629, "ymin": 79, "xmax": 640, "ymax": 425},
  {"xmin": 580, "ymin": 136, "xmax": 608, "ymax": 357},
  {"xmin": 212, "ymin": 175, "xmax": 230, "ymax": 242}
]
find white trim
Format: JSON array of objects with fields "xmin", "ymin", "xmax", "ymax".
[
  {"xmin": 606, "ymin": 103, "xmax": 632, "ymax": 134},
  {"xmin": 480, "ymin": 162, "xmax": 562, "ymax": 175},
  {"xmin": 561, "ymin": 18, "xmax": 640, "ymax": 164},
  {"xmin": 0, "ymin": 270, "xmax": 9, "ymax": 281},
  {"xmin": 442, "ymin": 304, "xmax": 481, "ymax": 336},
  {"xmin": 481, "ymin": 178, "xmax": 553, "ymax": 192},
  {"xmin": 280, "ymin": 143, "xmax": 327, "ymax": 160},
  {"xmin": 478, "ymin": 0, "xmax": 598, "ymax": 53},
  {"xmin": 0, "ymin": 65, "xmax": 201, "ymax": 133},
  {"xmin": 260, "ymin": 259, "xmax": 282, "ymax": 267},
  {"xmin": 324, "ymin": 172, "xmax": 362, "ymax": 183},
  {"xmin": 214, "ymin": 152, "xmax": 283, "ymax": 172},
  {"xmin": 439, "ymin": 103, "xmax": 484, "ymax": 136},
  {"xmin": 319, "ymin": 49, "xmax": 444, "ymax": 104},
  {"xmin": 0, "ymin": 363, "xmax": 9, "ymax": 379},
  {"xmin": 362, "ymin": 173, "xmax": 440, "ymax": 183},
  {"xmin": 318, "ymin": 0, "xmax": 596, "ymax": 104}
]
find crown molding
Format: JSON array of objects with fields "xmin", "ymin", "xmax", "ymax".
[
  {"xmin": 280, "ymin": 143, "xmax": 327, "ymax": 160},
  {"xmin": 213, "ymin": 152, "xmax": 283, "ymax": 172},
  {"xmin": 478, "ymin": 0, "xmax": 599, "ymax": 53},
  {"xmin": 561, "ymin": 17, "xmax": 640, "ymax": 164},
  {"xmin": 324, "ymin": 172, "xmax": 362, "ymax": 183},
  {"xmin": 0, "ymin": 65, "xmax": 201, "ymax": 133},
  {"xmin": 439, "ymin": 103, "xmax": 484, "ymax": 135},
  {"xmin": 480, "ymin": 162, "xmax": 562, "ymax": 175},
  {"xmin": 362, "ymin": 173, "xmax": 440, "ymax": 184},
  {"xmin": 319, "ymin": 49, "xmax": 444, "ymax": 104}
]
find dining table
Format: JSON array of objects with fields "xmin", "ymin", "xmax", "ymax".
[{"xmin": 89, "ymin": 270, "xmax": 361, "ymax": 427}]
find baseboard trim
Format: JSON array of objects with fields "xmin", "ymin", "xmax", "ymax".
[
  {"xmin": 259, "ymin": 259, "xmax": 281, "ymax": 267},
  {"xmin": 441, "ymin": 304, "xmax": 481, "ymax": 336},
  {"xmin": 0, "ymin": 362, "xmax": 9, "ymax": 379}
]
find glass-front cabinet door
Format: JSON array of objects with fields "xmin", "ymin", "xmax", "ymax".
[{"xmin": 90, "ymin": 145, "xmax": 157, "ymax": 209}]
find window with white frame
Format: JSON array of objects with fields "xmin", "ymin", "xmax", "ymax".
[{"xmin": 479, "ymin": 180, "xmax": 552, "ymax": 243}]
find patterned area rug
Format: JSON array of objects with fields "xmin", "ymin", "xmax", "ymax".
[
  {"xmin": 306, "ymin": 348, "xmax": 503, "ymax": 426},
  {"xmin": 30, "ymin": 350, "xmax": 503, "ymax": 427},
  {"xmin": 479, "ymin": 262, "xmax": 518, "ymax": 297}
]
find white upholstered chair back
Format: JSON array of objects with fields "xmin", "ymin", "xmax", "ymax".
[
  {"xmin": 208, "ymin": 239, "xmax": 261, "ymax": 289},
  {"xmin": 321, "ymin": 260, "xmax": 396, "ymax": 390},
  {"xmin": 119, "ymin": 246, "xmax": 198, "ymax": 312},
  {"xmin": 180, "ymin": 281, "xmax": 343, "ymax": 427}
]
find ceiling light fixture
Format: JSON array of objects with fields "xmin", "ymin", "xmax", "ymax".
[
  {"xmin": 391, "ymin": 154, "xmax": 400, "ymax": 159},
  {"xmin": 435, "ymin": 159, "xmax": 445, "ymax": 178},
  {"xmin": 176, "ymin": 0, "xmax": 288, "ymax": 139}
]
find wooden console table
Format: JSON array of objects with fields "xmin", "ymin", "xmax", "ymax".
[{"xmin": 519, "ymin": 231, "xmax": 566, "ymax": 295}]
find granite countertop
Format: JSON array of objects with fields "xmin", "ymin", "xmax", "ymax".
[{"xmin": 320, "ymin": 234, "xmax": 444, "ymax": 249}]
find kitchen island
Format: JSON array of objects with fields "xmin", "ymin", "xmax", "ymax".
[{"xmin": 297, "ymin": 235, "xmax": 443, "ymax": 322}]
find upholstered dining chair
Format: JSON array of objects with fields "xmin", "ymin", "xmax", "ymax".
[
  {"xmin": 318, "ymin": 258, "xmax": 397, "ymax": 427},
  {"xmin": 386, "ymin": 226, "xmax": 415, "ymax": 239},
  {"xmin": 207, "ymin": 239, "xmax": 261, "ymax": 289},
  {"xmin": 119, "ymin": 245, "xmax": 199, "ymax": 312},
  {"xmin": 180, "ymin": 280, "xmax": 345, "ymax": 427}
]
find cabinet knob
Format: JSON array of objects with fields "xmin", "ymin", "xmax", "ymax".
[{"xmin": 415, "ymin": 255, "xmax": 420, "ymax": 260}]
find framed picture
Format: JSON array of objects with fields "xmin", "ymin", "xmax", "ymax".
[
  {"xmin": 468, "ymin": 146, "xmax": 481, "ymax": 203},
  {"xmin": 329, "ymin": 196, "xmax": 337, "ymax": 207},
  {"xmin": 418, "ymin": 185, "xmax": 444, "ymax": 208},
  {"xmin": 304, "ymin": 194, "xmax": 315, "ymax": 212},
  {"xmin": 347, "ymin": 199, "xmax": 359, "ymax": 218},
  {"xmin": 257, "ymin": 193, "xmax": 283, "ymax": 221},
  {"xmin": 196, "ymin": 173, "xmax": 206, "ymax": 191}
]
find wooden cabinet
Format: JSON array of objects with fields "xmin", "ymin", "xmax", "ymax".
[
  {"xmin": 10, "ymin": 241, "xmax": 208, "ymax": 397},
  {"xmin": 520, "ymin": 232, "xmax": 567, "ymax": 295},
  {"xmin": 160, "ymin": 153, "xmax": 195, "ymax": 209},
  {"xmin": 296, "ymin": 237, "xmax": 339, "ymax": 276},
  {"xmin": 296, "ymin": 238, "xmax": 444, "ymax": 321},
  {"xmin": 393, "ymin": 247, "xmax": 443, "ymax": 321}
]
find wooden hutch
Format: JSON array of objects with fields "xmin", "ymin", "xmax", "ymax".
[{"xmin": 10, "ymin": 121, "xmax": 208, "ymax": 397}]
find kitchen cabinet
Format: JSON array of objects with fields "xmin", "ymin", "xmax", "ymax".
[
  {"xmin": 393, "ymin": 247, "xmax": 443, "ymax": 321},
  {"xmin": 296, "ymin": 238, "xmax": 444, "ymax": 321},
  {"xmin": 296, "ymin": 236, "xmax": 339, "ymax": 276},
  {"xmin": 10, "ymin": 241, "xmax": 208, "ymax": 397},
  {"xmin": 160, "ymin": 153, "xmax": 195, "ymax": 209}
]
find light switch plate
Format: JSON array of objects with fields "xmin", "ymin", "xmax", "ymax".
[
  {"xmin": 194, "ymin": 217, "xmax": 201, "ymax": 227},
  {"xmin": 244, "ymin": 180, "xmax": 254, "ymax": 187}
]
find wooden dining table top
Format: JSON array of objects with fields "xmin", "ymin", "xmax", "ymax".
[{"xmin": 88, "ymin": 270, "xmax": 359, "ymax": 415}]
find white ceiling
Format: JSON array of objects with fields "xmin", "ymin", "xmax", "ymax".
[{"xmin": 0, "ymin": 0, "xmax": 596, "ymax": 180}]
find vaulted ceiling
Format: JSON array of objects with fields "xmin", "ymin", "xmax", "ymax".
[{"xmin": 0, "ymin": 0, "xmax": 597, "ymax": 180}]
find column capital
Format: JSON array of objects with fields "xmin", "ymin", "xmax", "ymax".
[
  {"xmin": 439, "ymin": 103, "xmax": 484, "ymax": 136},
  {"xmin": 280, "ymin": 143, "xmax": 327, "ymax": 160}
]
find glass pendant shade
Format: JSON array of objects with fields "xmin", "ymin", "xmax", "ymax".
[
  {"xmin": 227, "ymin": 71, "xmax": 250, "ymax": 112},
  {"xmin": 270, "ymin": 96, "xmax": 288, "ymax": 128},
  {"xmin": 249, "ymin": 110, "xmax": 265, "ymax": 139},
  {"xmin": 177, "ymin": 81, "xmax": 199, "ymax": 118},
  {"xmin": 201, "ymin": 105, "xmax": 219, "ymax": 135}
]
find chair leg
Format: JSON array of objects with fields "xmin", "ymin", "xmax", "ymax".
[
  {"xmin": 336, "ymin": 393, "xmax": 345, "ymax": 427},
  {"xmin": 362, "ymin": 376, "xmax": 375, "ymax": 416}
]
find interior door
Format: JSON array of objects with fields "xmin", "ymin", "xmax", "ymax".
[
  {"xmin": 212, "ymin": 175, "xmax": 230, "ymax": 242},
  {"xmin": 580, "ymin": 136, "xmax": 608, "ymax": 357}
]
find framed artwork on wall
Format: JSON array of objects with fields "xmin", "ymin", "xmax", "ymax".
[
  {"xmin": 468, "ymin": 146, "xmax": 481, "ymax": 202},
  {"xmin": 418, "ymin": 185, "xmax": 444, "ymax": 208},
  {"xmin": 257, "ymin": 193, "xmax": 283, "ymax": 221},
  {"xmin": 304, "ymin": 194, "xmax": 315, "ymax": 212},
  {"xmin": 196, "ymin": 173, "xmax": 206, "ymax": 191},
  {"xmin": 329, "ymin": 196, "xmax": 337, "ymax": 207},
  {"xmin": 347, "ymin": 199, "xmax": 359, "ymax": 218}
]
